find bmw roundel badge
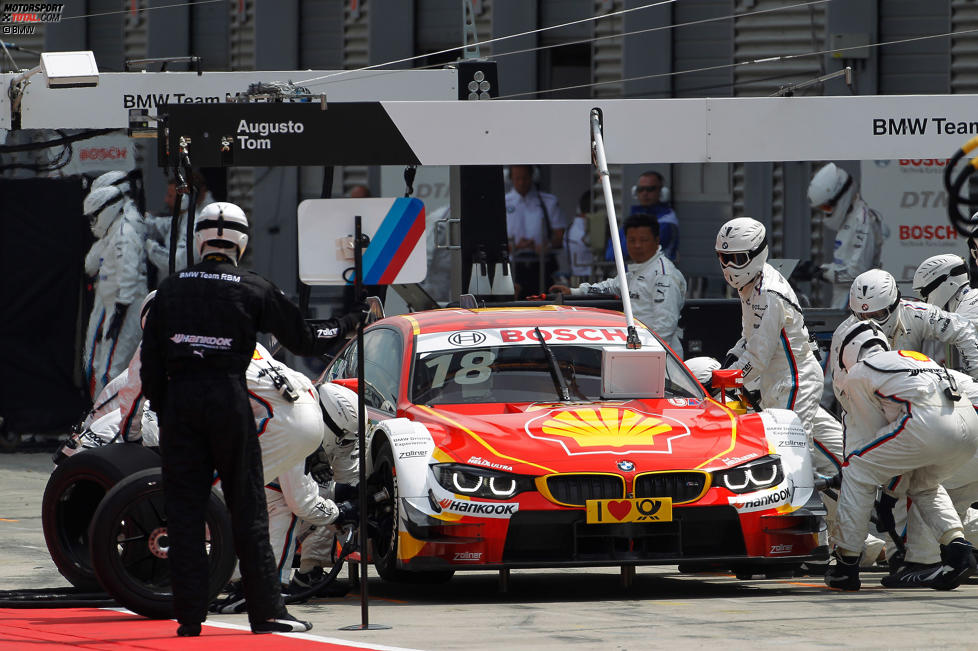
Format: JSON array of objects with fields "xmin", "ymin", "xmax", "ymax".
[{"xmin": 617, "ymin": 460, "xmax": 635, "ymax": 472}]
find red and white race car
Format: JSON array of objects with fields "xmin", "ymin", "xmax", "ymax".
[{"xmin": 321, "ymin": 305, "xmax": 824, "ymax": 581}]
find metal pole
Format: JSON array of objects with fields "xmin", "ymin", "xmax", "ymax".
[
  {"xmin": 354, "ymin": 215, "xmax": 369, "ymax": 628},
  {"xmin": 340, "ymin": 218, "xmax": 391, "ymax": 632},
  {"xmin": 590, "ymin": 109, "xmax": 640, "ymax": 348}
]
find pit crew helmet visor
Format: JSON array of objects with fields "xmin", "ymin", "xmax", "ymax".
[{"xmin": 716, "ymin": 238, "xmax": 767, "ymax": 269}]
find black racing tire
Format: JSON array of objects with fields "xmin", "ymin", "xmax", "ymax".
[
  {"xmin": 88, "ymin": 468, "xmax": 235, "ymax": 619},
  {"xmin": 371, "ymin": 440, "xmax": 454, "ymax": 584},
  {"xmin": 41, "ymin": 443, "xmax": 161, "ymax": 590}
]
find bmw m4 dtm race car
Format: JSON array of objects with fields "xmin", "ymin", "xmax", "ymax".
[{"xmin": 320, "ymin": 304, "xmax": 825, "ymax": 581}]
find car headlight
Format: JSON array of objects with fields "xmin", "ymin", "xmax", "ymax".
[
  {"xmin": 713, "ymin": 455, "xmax": 784, "ymax": 494},
  {"xmin": 432, "ymin": 463, "xmax": 535, "ymax": 500}
]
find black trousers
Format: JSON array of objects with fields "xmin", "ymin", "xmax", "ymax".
[{"xmin": 160, "ymin": 374, "xmax": 282, "ymax": 627}]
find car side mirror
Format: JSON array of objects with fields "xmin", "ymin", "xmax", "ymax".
[
  {"xmin": 710, "ymin": 369, "xmax": 743, "ymax": 405},
  {"xmin": 332, "ymin": 378, "xmax": 359, "ymax": 393}
]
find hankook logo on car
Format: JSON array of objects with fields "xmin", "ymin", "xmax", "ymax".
[
  {"xmin": 438, "ymin": 498, "xmax": 518, "ymax": 518},
  {"xmin": 729, "ymin": 486, "xmax": 791, "ymax": 512},
  {"xmin": 448, "ymin": 331, "xmax": 486, "ymax": 346}
]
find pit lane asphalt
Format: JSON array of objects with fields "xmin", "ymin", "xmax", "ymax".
[{"xmin": 4, "ymin": 451, "xmax": 978, "ymax": 650}]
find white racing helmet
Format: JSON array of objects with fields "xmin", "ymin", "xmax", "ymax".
[
  {"xmin": 84, "ymin": 185, "xmax": 125, "ymax": 238},
  {"xmin": 317, "ymin": 381, "xmax": 359, "ymax": 441},
  {"xmin": 834, "ymin": 318, "xmax": 889, "ymax": 375},
  {"xmin": 194, "ymin": 202, "xmax": 249, "ymax": 263},
  {"xmin": 913, "ymin": 254, "xmax": 969, "ymax": 311},
  {"xmin": 808, "ymin": 163, "xmax": 855, "ymax": 231},
  {"xmin": 849, "ymin": 269, "xmax": 902, "ymax": 337},
  {"xmin": 684, "ymin": 356, "xmax": 721, "ymax": 388},
  {"xmin": 91, "ymin": 170, "xmax": 131, "ymax": 196},
  {"xmin": 715, "ymin": 217, "xmax": 768, "ymax": 290},
  {"xmin": 139, "ymin": 290, "xmax": 156, "ymax": 330}
]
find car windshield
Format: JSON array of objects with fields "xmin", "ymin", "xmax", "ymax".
[{"xmin": 411, "ymin": 344, "xmax": 703, "ymax": 405}]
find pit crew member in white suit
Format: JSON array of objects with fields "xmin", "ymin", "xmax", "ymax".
[
  {"xmin": 913, "ymin": 254, "xmax": 978, "ymax": 360},
  {"xmin": 835, "ymin": 269, "xmax": 978, "ymax": 386},
  {"xmin": 82, "ymin": 184, "xmax": 148, "ymax": 398},
  {"xmin": 885, "ymin": 366, "xmax": 978, "ymax": 587},
  {"xmin": 714, "ymin": 218, "xmax": 824, "ymax": 450},
  {"xmin": 287, "ymin": 381, "xmax": 361, "ymax": 595},
  {"xmin": 826, "ymin": 319, "xmax": 978, "ymax": 591},
  {"xmin": 216, "ymin": 380, "xmax": 360, "ymax": 610},
  {"xmin": 551, "ymin": 213, "xmax": 686, "ymax": 355},
  {"xmin": 807, "ymin": 163, "xmax": 885, "ymax": 309}
]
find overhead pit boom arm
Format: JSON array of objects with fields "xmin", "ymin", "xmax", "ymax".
[
  {"xmin": 5, "ymin": 68, "xmax": 974, "ymax": 165},
  {"xmin": 142, "ymin": 93, "xmax": 978, "ymax": 167}
]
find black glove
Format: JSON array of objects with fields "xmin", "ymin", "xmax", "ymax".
[
  {"xmin": 874, "ymin": 493, "xmax": 898, "ymax": 534},
  {"xmin": 721, "ymin": 353, "xmax": 739, "ymax": 369},
  {"xmin": 334, "ymin": 500, "xmax": 359, "ymax": 527},
  {"xmin": 334, "ymin": 482, "xmax": 357, "ymax": 503},
  {"xmin": 826, "ymin": 472, "xmax": 842, "ymax": 490},
  {"xmin": 105, "ymin": 303, "xmax": 129, "ymax": 341},
  {"xmin": 339, "ymin": 312, "xmax": 361, "ymax": 336}
]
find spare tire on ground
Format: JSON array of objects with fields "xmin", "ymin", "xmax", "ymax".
[
  {"xmin": 89, "ymin": 468, "xmax": 235, "ymax": 619},
  {"xmin": 41, "ymin": 443, "xmax": 161, "ymax": 590}
]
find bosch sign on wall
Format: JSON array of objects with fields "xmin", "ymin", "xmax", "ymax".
[
  {"xmin": 59, "ymin": 132, "xmax": 135, "ymax": 176},
  {"xmin": 861, "ymin": 158, "xmax": 967, "ymax": 288}
]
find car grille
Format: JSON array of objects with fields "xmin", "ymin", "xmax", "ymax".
[
  {"xmin": 543, "ymin": 474, "xmax": 625, "ymax": 506},
  {"xmin": 634, "ymin": 472, "xmax": 709, "ymax": 504},
  {"xmin": 502, "ymin": 506, "xmax": 747, "ymax": 562}
]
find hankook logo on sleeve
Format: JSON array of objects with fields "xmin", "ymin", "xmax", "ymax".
[{"xmin": 448, "ymin": 331, "xmax": 486, "ymax": 346}]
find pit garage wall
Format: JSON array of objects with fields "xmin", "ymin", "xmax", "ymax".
[{"xmin": 0, "ymin": 178, "xmax": 91, "ymax": 433}]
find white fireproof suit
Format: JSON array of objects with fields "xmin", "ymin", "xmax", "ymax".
[
  {"xmin": 902, "ymin": 368, "xmax": 978, "ymax": 564},
  {"xmin": 726, "ymin": 264, "xmax": 823, "ymax": 445},
  {"xmin": 83, "ymin": 237, "xmax": 110, "ymax": 398},
  {"xmin": 570, "ymin": 248, "xmax": 686, "ymax": 355},
  {"xmin": 88, "ymin": 200, "xmax": 148, "ymax": 397},
  {"xmin": 265, "ymin": 463, "xmax": 339, "ymax": 585},
  {"xmin": 953, "ymin": 286, "xmax": 978, "ymax": 325},
  {"xmin": 832, "ymin": 350, "xmax": 978, "ymax": 556},
  {"xmin": 292, "ymin": 393, "xmax": 360, "ymax": 577},
  {"xmin": 246, "ymin": 343, "xmax": 325, "ymax": 483},
  {"xmin": 822, "ymin": 197, "xmax": 885, "ymax": 309}
]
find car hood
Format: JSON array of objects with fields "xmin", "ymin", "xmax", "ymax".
[{"xmin": 406, "ymin": 399, "xmax": 771, "ymax": 475}]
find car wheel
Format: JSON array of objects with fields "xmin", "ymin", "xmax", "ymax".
[
  {"xmin": 88, "ymin": 468, "xmax": 235, "ymax": 619},
  {"xmin": 41, "ymin": 443, "xmax": 161, "ymax": 590},
  {"xmin": 371, "ymin": 440, "xmax": 454, "ymax": 584}
]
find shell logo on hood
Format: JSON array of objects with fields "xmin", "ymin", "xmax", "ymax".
[{"xmin": 529, "ymin": 407, "xmax": 691, "ymax": 455}]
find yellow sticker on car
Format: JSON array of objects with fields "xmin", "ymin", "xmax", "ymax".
[{"xmin": 585, "ymin": 497, "xmax": 673, "ymax": 524}]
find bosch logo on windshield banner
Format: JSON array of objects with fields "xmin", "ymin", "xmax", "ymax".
[{"xmin": 417, "ymin": 326, "xmax": 662, "ymax": 353}]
